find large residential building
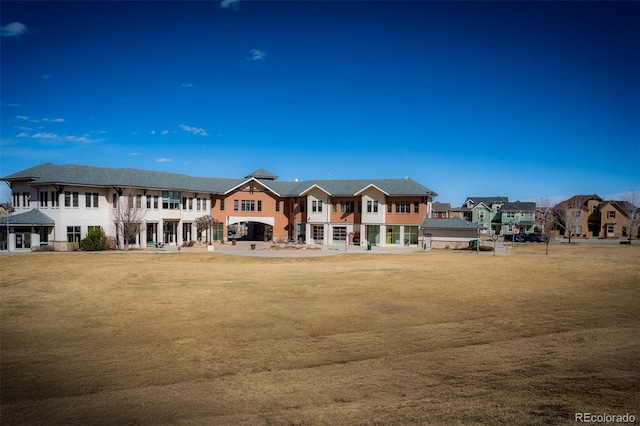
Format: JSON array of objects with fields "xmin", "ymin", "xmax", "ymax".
[{"xmin": 1, "ymin": 163, "xmax": 437, "ymax": 251}]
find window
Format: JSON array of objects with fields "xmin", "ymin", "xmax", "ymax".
[
  {"xmin": 340, "ymin": 201, "xmax": 354, "ymax": 213},
  {"xmin": 40, "ymin": 191, "xmax": 48, "ymax": 207},
  {"xmin": 64, "ymin": 192, "xmax": 71, "ymax": 207},
  {"xmin": 201, "ymin": 198, "xmax": 207, "ymax": 211},
  {"xmin": 39, "ymin": 227, "xmax": 49, "ymax": 244},
  {"xmin": 67, "ymin": 226, "xmax": 81, "ymax": 243},
  {"xmin": 147, "ymin": 196, "xmax": 151, "ymax": 209},
  {"xmin": 51, "ymin": 191, "xmax": 59, "ymax": 207},
  {"xmin": 234, "ymin": 200, "xmax": 239, "ymax": 211},
  {"xmin": 387, "ymin": 225, "xmax": 400, "ymax": 244},
  {"xmin": 388, "ymin": 203, "xmax": 392, "ymax": 213},
  {"xmin": 332, "ymin": 202, "xmax": 337, "ymax": 213},
  {"xmin": 136, "ymin": 195, "xmax": 142, "ymax": 209},
  {"xmin": 312, "ymin": 225, "xmax": 324, "ymax": 241},
  {"xmin": 162, "ymin": 191, "xmax": 180, "ymax": 209},
  {"xmin": 358, "ymin": 201, "xmax": 362, "ymax": 213},
  {"xmin": 607, "ymin": 224, "xmax": 615, "ymax": 234},
  {"xmin": 112, "ymin": 193, "xmax": 117, "ymax": 208},
  {"xmin": 312, "ymin": 201, "xmax": 318, "ymax": 213},
  {"xmin": 373, "ymin": 200, "xmax": 378, "ymax": 213},
  {"xmin": 220, "ymin": 199, "xmax": 225, "ymax": 211},
  {"xmin": 275, "ymin": 201, "xmax": 279, "ymax": 212},
  {"xmin": 153, "ymin": 195, "xmax": 159, "ymax": 209},
  {"xmin": 86, "ymin": 192, "xmax": 99, "ymax": 208},
  {"xmin": 573, "ymin": 210, "xmax": 581, "ymax": 218},
  {"xmin": 607, "ymin": 211, "xmax": 616, "ymax": 219},
  {"xmin": 257, "ymin": 200, "xmax": 262, "ymax": 212},
  {"xmin": 333, "ymin": 226, "xmax": 346, "ymax": 241},
  {"xmin": 300, "ymin": 201, "xmax": 306, "ymax": 213},
  {"xmin": 317, "ymin": 200, "xmax": 322, "ymax": 212},
  {"xmin": 212, "ymin": 223, "xmax": 224, "ymax": 241},
  {"xmin": 505, "ymin": 212, "xmax": 515, "ymax": 219},
  {"xmin": 72, "ymin": 192, "xmax": 79, "ymax": 207},
  {"xmin": 576, "ymin": 225, "xmax": 583, "ymax": 234},
  {"xmin": 396, "ymin": 202, "xmax": 411, "ymax": 214},
  {"xmin": 182, "ymin": 197, "xmax": 187, "ymax": 209},
  {"xmin": 405, "ymin": 226, "xmax": 419, "ymax": 245},
  {"xmin": 241, "ymin": 200, "xmax": 255, "ymax": 211},
  {"xmin": 189, "ymin": 198, "xmax": 194, "ymax": 211},
  {"xmin": 367, "ymin": 200, "xmax": 372, "ymax": 213},
  {"xmin": 414, "ymin": 201, "xmax": 420, "ymax": 213}
]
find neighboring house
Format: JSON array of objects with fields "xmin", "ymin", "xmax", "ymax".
[
  {"xmin": 500, "ymin": 201, "xmax": 536, "ymax": 236},
  {"xmin": 453, "ymin": 197, "xmax": 509, "ymax": 235},
  {"xmin": 430, "ymin": 202, "xmax": 451, "ymax": 219},
  {"xmin": 553, "ymin": 195, "xmax": 603, "ymax": 238},
  {"xmin": 421, "ymin": 218, "xmax": 481, "ymax": 249},
  {"xmin": 1, "ymin": 162, "xmax": 437, "ymax": 251},
  {"xmin": 597, "ymin": 200, "xmax": 640, "ymax": 239},
  {"xmin": 552, "ymin": 195, "xmax": 640, "ymax": 239}
]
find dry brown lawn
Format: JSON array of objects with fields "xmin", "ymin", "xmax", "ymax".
[{"xmin": 1, "ymin": 247, "xmax": 639, "ymax": 425}]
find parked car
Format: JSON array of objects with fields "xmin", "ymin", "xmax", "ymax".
[
  {"xmin": 522, "ymin": 233, "xmax": 548, "ymax": 243},
  {"xmin": 504, "ymin": 234, "xmax": 524, "ymax": 242}
]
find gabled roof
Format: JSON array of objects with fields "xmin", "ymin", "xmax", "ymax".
[
  {"xmin": 6, "ymin": 209, "xmax": 54, "ymax": 225},
  {"xmin": 2, "ymin": 163, "xmax": 437, "ymax": 199},
  {"xmin": 501, "ymin": 201, "xmax": 536, "ymax": 211},
  {"xmin": 432, "ymin": 202, "xmax": 451, "ymax": 211},
  {"xmin": 354, "ymin": 183, "xmax": 389, "ymax": 197},
  {"xmin": 464, "ymin": 196, "xmax": 508, "ymax": 207},
  {"xmin": 554, "ymin": 194, "xmax": 603, "ymax": 211},
  {"xmin": 245, "ymin": 168, "xmax": 278, "ymax": 180},
  {"xmin": 223, "ymin": 177, "xmax": 282, "ymax": 196}
]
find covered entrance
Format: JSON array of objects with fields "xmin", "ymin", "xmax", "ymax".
[{"xmin": 227, "ymin": 216, "xmax": 274, "ymax": 241}]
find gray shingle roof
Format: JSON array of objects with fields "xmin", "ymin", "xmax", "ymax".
[
  {"xmin": 245, "ymin": 168, "xmax": 278, "ymax": 180},
  {"xmin": 5, "ymin": 209, "xmax": 54, "ymax": 225},
  {"xmin": 464, "ymin": 196, "xmax": 508, "ymax": 207},
  {"xmin": 501, "ymin": 201, "xmax": 536, "ymax": 211},
  {"xmin": 2, "ymin": 163, "xmax": 437, "ymax": 197},
  {"xmin": 422, "ymin": 218, "xmax": 479, "ymax": 229}
]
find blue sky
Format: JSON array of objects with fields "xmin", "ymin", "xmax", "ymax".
[{"xmin": 1, "ymin": 0, "xmax": 638, "ymax": 206}]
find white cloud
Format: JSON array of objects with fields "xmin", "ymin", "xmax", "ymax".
[
  {"xmin": 64, "ymin": 135, "xmax": 90, "ymax": 143},
  {"xmin": 248, "ymin": 49, "xmax": 266, "ymax": 61},
  {"xmin": 181, "ymin": 83, "xmax": 194, "ymax": 88},
  {"xmin": 220, "ymin": 0, "xmax": 240, "ymax": 9},
  {"xmin": 32, "ymin": 132, "xmax": 58, "ymax": 139},
  {"xmin": 161, "ymin": 130, "xmax": 169, "ymax": 135},
  {"xmin": 151, "ymin": 130, "xmax": 156, "ymax": 135},
  {"xmin": 179, "ymin": 124, "xmax": 207, "ymax": 136},
  {"xmin": 16, "ymin": 132, "xmax": 30, "ymax": 138},
  {"xmin": 7, "ymin": 103, "xmax": 21, "ymax": 107},
  {"xmin": 130, "ymin": 152, "xmax": 141, "ymax": 156},
  {"xmin": 1, "ymin": 22, "xmax": 29, "ymax": 38},
  {"xmin": 156, "ymin": 157, "xmax": 172, "ymax": 163},
  {"xmin": 43, "ymin": 117, "xmax": 65, "ymax": 122},
  {"xmin": 16, "ymin": 115, "xmax": 29, "ymax": 120}
]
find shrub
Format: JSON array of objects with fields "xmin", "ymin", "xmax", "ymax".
[{"xmin": 80, "ymin": 227, "xmax": 109, "ymax": 251}]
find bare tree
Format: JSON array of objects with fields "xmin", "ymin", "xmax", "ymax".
[
  {"xmin": 618, "ymin": 191, "xmax": 640, "ymax": 242},
  {"xmin": 113, "ymin": 187, "xmax": 145, "ymax": 250},
  {"xmin": 535, "ymin": 198, "xmax": 554, "ymax": 255},
  {"xmin": 553, "ymin": 197, "xmax": 584, "ymax": 244},
  {"xmin": 195, "ymin": 215, "xmax": 218, "ymax": 244}
]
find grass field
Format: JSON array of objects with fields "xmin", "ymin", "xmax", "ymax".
[{"xmin": 1, "ymin": 247, "xmax": 639, "ymax": 425}]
